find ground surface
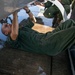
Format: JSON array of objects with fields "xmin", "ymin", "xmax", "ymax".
[{"xmin": 0, "ymin": 48, "xmax": 72, "ymax": 75}]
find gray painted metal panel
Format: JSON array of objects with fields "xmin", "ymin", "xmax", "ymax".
[{"xmin": 0, "ymin": 0, "xmax": 33, "ymax": 20}]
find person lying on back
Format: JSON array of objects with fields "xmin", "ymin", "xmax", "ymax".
[{"xmin": 1, "ymin": 6, "xmax": 75, "ymax": 56}]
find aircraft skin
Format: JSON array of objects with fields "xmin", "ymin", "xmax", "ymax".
[{"xmin": 0, "ymin": 0, "xmax": 33, "ymax": 20}]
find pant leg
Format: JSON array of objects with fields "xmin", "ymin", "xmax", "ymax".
[
  {"xmin": 36, "ymin": 19, "xmax": 75, "ymax": 56},
  {"xmin": 52, "ymin": 19, "xmax": 75, "ymax": 33},
  {"xmin": 40, "ymin": 26, "xmax": 75, "ymax": 56},
  {"xmin": 13, "ymin": 19, "xmax": 75, "ymax": 56}
]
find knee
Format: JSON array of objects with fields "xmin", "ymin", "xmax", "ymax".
[
  {"xmin": 72, "ymin": 26, "xmax": 75, "ymax": 29},
  {"xmin": 66, "ymin": 19, "xmax": 74, "ymax": 23},
  {"xmin": 70, "ymin": 27, "xmax": 75, "ymax": 32}
]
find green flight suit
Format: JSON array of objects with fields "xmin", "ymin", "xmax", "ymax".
[
  {"xmin": 43, "ymin": 0, "xmax": 73, "ymax": 18},
  {"xmin": 43, "ymin": 0, "xmax": 73, "ymax": 28},
  {"xmin": 7, "ymin": 19, "xmax": 75, "ymax": 56}
]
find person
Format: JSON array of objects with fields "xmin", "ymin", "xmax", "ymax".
[
  {"xmin": 34, "ymin": 0, "xmax": 73, "ymax": 28},
  {"xmin": 1, "ymin": 6, "xmax": 75, "ymax": 56}
]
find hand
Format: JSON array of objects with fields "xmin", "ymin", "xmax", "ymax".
[
  {"xmin": 34, "ymin": 1, "xmax": 44, "ymax": 7},
  {"xmin": 34, "ymin": 1, "xmax": 41, "ymax": 5},
  {"xmin": 13, "ymin": 11, "xmax": 18, "ymax": 16},
  {"xmin": 23, "ymin": 6, "xmax": 30, "ymax": 12}
]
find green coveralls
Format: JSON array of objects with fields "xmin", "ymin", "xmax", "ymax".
[
  {"xmin": 7, "ymin": 19, "xmax": 75, "ymax": 56},
  {"xmin": 43, "ymin": 0, "xmax": 73, "ymax": 28},
  {"xmin": 43, "ymin": 0, "xmax": 73, "ymax": 18}
]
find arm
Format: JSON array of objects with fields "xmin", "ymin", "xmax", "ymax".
[
  {"xmin": 23, "ymin": 6, "xmax": 36, "ymax": 23},
  {"xmin": 10, "ymin": 11, "xmax": 18, "ymax": 40}
]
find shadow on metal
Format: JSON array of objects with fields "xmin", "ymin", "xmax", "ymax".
[{"xmin": 0, "ymin": 0, "xmax": 34, "ymax": 20}]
